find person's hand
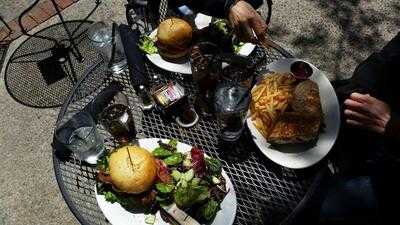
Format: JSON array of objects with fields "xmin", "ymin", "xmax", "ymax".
[
  {"xmin": 343, "ymin": 92, "xmax": 391, "ymax": 134},
  {"xmin": 228, "ymin": 0, "xmax": 267, "ymax": 43}
]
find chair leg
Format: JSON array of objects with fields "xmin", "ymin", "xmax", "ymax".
[{"xmin": 50, "ymin": 0, "xmax": 84, "ymax": 62}]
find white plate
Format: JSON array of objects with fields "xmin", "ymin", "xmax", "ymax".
[
  {"xmin": 146, "ymin": 14, "xmax": 255, "ymax": 74},
  {"xmin": 246, "ymin": 58, "xmax": 340, "ymax": 169},
  {"xmin": 95, "ymin": 138, "xmax": 237, "ymax": 225}
]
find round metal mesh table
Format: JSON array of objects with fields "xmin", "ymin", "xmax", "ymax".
[
  {"xmin": 4, "ymin": 20, "xmax": 101, "ymax": 108},
  {"xmin": 52, "ymin": 45, "xmax": 325, "ymax": 225}
]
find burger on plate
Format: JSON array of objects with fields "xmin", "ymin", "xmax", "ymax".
[
  {"xmin": 156, "ymin": 17, "xmax": 193, "ymax": 62},
  {"xmin": 98, "ymin": 145, "xmax": 157, "ymax": 194}
]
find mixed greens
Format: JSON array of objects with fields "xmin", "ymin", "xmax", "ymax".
[
  {"xmin": 97, "ymin": 139, "xmax": 228, "ymax": 223},
  {"xmin": 138, "ymin": 35, "xmax": 158, "ymax": 54},
  {"xmin": 212, "ymin": 19, "xmax": 245, "ymax": 54}
]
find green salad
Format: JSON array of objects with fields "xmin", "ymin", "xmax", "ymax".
[
  {"xmin": 97, "ymin": 139, "xmax": 228, "ymax": 223},
  {"xmin": 212, "ymin": 19, "xmax": 245, "ymax": 54}
]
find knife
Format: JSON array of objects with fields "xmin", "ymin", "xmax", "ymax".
[
  {"xmin": 160, "ymin": 204, "xmax": 201, "ymax": 225},
  {"xmin": 118, "ymin": 24, "xmax": 154, "ymax": 110}
]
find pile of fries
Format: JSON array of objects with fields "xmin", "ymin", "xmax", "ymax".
[{"xmin": 250, "ymin": 72, "xmax": 297, "ymax": 138}]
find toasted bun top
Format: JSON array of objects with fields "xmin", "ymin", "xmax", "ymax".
[
  {"xmin": 157, "ymin": 18, "xmax": 192, "ymax": 47},
  {"xmin": 292, "ymin": 80, "xmax": 321, "ymax": 117},
  {"xmin": 109, "ymin": 146, "xmax": 157, "ymax": 194}
]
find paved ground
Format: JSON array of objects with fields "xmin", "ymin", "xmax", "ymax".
[
  {"xmin": 0, "ymin": 0, "xmax": 35, "ymax": 23},
  {"xmin": 0, "ymin": 0, "xmax": 399, "ymax": 225}
]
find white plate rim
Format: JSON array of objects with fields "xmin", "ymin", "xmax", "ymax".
[
  {"xmin": 145, "ymin": 14, "xmax": 255, "ymax": 74},
  {"xmin": 246, "ymin": 58, "xmax": 341, "ymax": 169},
  {"xmin": 95, "ymin": 138, "xmax": 237, "ymax": 225}
]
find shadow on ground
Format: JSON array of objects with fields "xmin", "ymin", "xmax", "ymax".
[{"xmin": 269, "ymin": 1, "xmax": 400, "ymax": 80}]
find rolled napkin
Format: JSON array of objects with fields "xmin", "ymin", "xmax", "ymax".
[{"xmin": 118, "ymin": 24, "xmax": 148, "ymax": 89}]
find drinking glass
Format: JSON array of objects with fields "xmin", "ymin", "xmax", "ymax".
[
  {"xmin": 55, "ymin": 111, "xmax": 105, "ymax": 164},
  {"xmin": 87, "ymin": 21, "xmax": 127, "ymax": 73},
  {"xmin": 190, "ymin": 42, "xmax": 222, "ymax": 116},
  {"xmin": 214, "ymin": 83, "xmax": 250, "ymax": 142},
  {"xmin": 99, "ymin": 92, "xmax": 136, "ymax": 144}
]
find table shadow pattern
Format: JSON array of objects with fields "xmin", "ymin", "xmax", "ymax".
[
  {"xmin": 4, "ymin": 20, "xmax": 101, "ymax": 108},
  {"xmin": 53, "ymin": 45, "xmax": 323, "ymax": 225}
]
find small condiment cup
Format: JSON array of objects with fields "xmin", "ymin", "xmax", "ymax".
[{"xmin": 290, "ymin": 61, "xmax": 313, "ymax": 80}]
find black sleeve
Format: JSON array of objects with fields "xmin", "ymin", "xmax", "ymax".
[
  {"xmin": 336, "ymin": 32, "xmax": 400, "ymax": 144},
  {"xmin": 336, "ymin": 32, "xmax": 400, "ymax": 103},
  {"xmin": 385, "ymin": 111, "xmax": 400, "ymax": 142},
  {"xmin": 334, "ymin": 53, "xmax": 382, "ymax": 104},
  {"xmin": 173, "ymin": 0, "xmax": 264, "ymax": 18}
]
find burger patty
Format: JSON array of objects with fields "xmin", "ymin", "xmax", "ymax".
[
  {"xmin": 156, "ymin": 41, "xmax": 190, "ymax": 54},
  {"xmin": 156, "ymin": 41, "xmax": 191, "ymax": 61}
]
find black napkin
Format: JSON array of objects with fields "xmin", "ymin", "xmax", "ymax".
[{"xmin": 118, "ymin": 24, "xmax": 148, "ymax": 89}]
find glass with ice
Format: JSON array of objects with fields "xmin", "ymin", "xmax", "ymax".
[
  {"xmin": 214, "ymin": 83, "xmax": 250, "ymax": 142},
  {"xmin": 55, "ymin": 111, "xmax": 105, "ymax": 164}
]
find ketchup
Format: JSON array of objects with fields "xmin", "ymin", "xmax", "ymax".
[{"xmin": 290, "ymin": 61, "xmax": 313, "ymax": 80}]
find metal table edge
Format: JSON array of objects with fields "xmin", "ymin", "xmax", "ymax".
[
  {"xmin": 52, "ymin": 59, "xmax": 105, "ymax": 225},
  {"xmin": 51, "ymin": 43, "xmax": 322, "ymax": 225}
]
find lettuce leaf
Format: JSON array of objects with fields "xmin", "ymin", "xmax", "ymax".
[
  {"xmin": 205, "ymin": 157, "xmax": 222, "ymax": 175},
  {"xmin": 164, "ymin": 153, "xmax": 183, "ymax": 166},
  {"xmin": 155, "ymin": 183, "xmax": 175, "ymax": 194},
  {"xmin": 200, "ymin": 199, "xmax": 220, "ymax": 221},
  {"xmin": 153, "ymin": 147, "xmax": 174, "ymax": 158},
  {"xmin": 168, "ymin": 139, "xmax": 178, "ymax": 148},
  {"xmin": 138, "ymin": 35, "xmax": 158, "ymax": 54},
  {"xmin": 174, "ymin": 184, "xmax": 209, "ymax": 208}
]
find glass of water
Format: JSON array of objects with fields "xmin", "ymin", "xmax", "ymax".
[
  {"xmin": 55, "ymin": 111, "xmax": 105, "ymax": 164},
  {"xmin": 214, "ymin": 83, "xmax": 250, "ymax": 142},
  {"xmin": 87, "ymin": 21, "xmax": 127, "ymax": 73}
]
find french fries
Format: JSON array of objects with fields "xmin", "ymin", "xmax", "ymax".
[{"xmin": 250, "ymin": 72, "xmax": 297, "ymax": 138}]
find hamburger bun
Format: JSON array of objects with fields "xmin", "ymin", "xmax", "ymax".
[
  {"xmin": 109, "ymin": 145, "xmax": 157, "ymax": 194},
  {"xmin": 156, "ymin": 18, "xmax": 193, "ymax": 62},
  {"xmin": 292, "ymin": 80, "xmax": 322, "ymax": 117}
]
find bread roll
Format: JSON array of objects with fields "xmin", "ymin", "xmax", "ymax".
[
  {"xmin": 157, "ymin": 18, "xmax": 192, "ymax": 47},
  {"xmin": 291, "ymin": 80, "xmax": 322, "ymax": 117},
  {"xmin": 109, "ymin": 146, "xmax": 157, "ymax": 194},
  {"xmin": 156, "ymin": 18, "xmax": 193, "ymax": 62}
]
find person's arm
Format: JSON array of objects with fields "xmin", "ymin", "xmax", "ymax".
[
  {"xmin": 342, "ymin": 32, "xmax": 400, "ymax": 143},
  {"xmin": 171, "ymin": 0, "xmax": 266, "ymax": 42}
]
